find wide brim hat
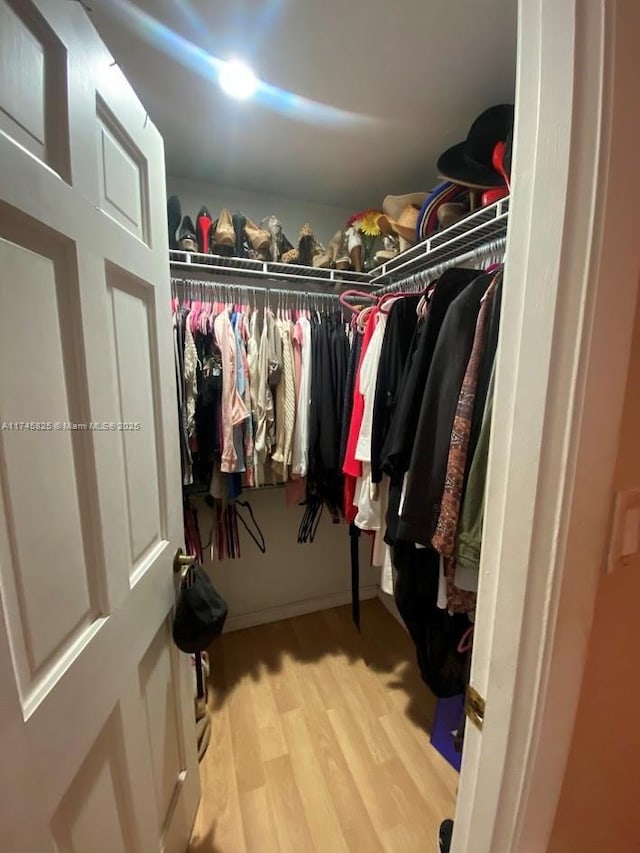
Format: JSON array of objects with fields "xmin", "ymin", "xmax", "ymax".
[
  {"xmin": 382, "ymin": 192, "xmax": 429, "ymax": 222},
  {"xmin": 378, "ymin": 204, "xmax": 421, "ymax": 244},
  {"xmin": 437, "ymin": 104, "xmax": 514, "ymax": 189},
  {"xmin": 416, "ymin": 182, "xmax": 470, "ymax": 242}
]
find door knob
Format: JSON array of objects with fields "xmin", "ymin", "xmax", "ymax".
[{"xmin": 173, "ymin": 547, "xmax": 195, "ymax": 574}]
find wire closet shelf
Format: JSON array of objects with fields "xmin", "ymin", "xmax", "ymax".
[
  {"xmin": 168, "ymin": 196, "xmax": 509, "ymax": 295},
  {"xmin": 169, "ymin": 250, "xmax": 372, "ymax": 286},
  {"xmin": 369, "ymin": 196, "xmax": 509, "ymax": 293}
]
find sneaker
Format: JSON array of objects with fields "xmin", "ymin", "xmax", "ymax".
[{"xmin": 439, "ymin": 819, "xmax": 454, "ymax": 853}]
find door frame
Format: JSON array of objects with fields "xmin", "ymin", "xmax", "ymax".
[{"xmin": 454, "ymin": 1, "xmax": 640, "ymax": 851}]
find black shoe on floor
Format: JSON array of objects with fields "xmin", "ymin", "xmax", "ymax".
[{"xmin": 439, "ymin": 819, "xmax": 454, "ymax": 853}]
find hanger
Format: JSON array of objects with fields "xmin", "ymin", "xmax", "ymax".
[
  {"xmin": 235, "ymin": 499, "xmax": 266, "ymax": 554},
  {"xmin": 339, "ymin": 288, "xmax": 377, "ymax": 314}
]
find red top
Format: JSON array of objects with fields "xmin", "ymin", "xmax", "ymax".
[{"xmin": 343, "ymin": 309, "xmax": 379, "ymax": 520}]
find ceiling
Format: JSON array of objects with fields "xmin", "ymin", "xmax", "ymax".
[{"xmin": 90, "ymin": 0, "xmax": 517, "ymax": 210}]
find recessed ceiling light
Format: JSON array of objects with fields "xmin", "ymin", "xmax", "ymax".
[{"xmin": 219, "ymin": 60, "xmax": 258, "ymax": 101}]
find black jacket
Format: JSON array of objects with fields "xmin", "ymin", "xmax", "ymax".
[{"xmin": 397, "ymin": 271, "xmax": 493, "ymax": 545}]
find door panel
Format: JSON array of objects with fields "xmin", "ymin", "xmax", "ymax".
[
  {"xmin": 0, "ymin": 1, "xmax": 199, "ymax": 850},
  {"xmin": 52, "ymin": 709, "xmax": 138, "ymax": 853},
  {"xmin": 0, "ymin": 0, "xmax": 70, "ymax": 180},
  {"xmin": 0, "ymin": 237, "xmax": 100, "ymax": 698},
  {"xmin": 96, "ymin": 96, "xmax": 149, "ymax": 244},
  {"xmin": 140, "ymin": 619, "xmax": 186, "ymax": 834},
  {"xmin": 107, "ymin": 271, "xmax": 164, "ymax": 577}
]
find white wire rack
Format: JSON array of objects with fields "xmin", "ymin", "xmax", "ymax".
[
  {"xmin": 168, "ymin": 196, "xmax": 509, "ymax": 295},
  {"xmin": 169, "ymin": 249, "xmax": 372, "ymax": 286},
  {"xmin": 369, "ymin": 196, "xmax": 509, "ymax": 292}
]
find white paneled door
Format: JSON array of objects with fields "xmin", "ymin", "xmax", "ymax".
[{"xmin": 0, "ymin": 1, "xmax": 199, "ymax": 851}]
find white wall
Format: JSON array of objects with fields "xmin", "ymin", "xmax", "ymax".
[
  {"xmin": 194, "ymin": 490, "xmax": 378, "ymax": 632},
  {"xmin": 166, "ymin": 175, "xmax": 354, "ymax": 247}
]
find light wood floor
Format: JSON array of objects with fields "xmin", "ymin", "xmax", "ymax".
[{"xmin": 189, "ymin": 599, "xmax": 458, "ymax": 853}]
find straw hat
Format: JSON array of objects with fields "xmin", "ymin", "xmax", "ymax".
[
  {"xmin": 382, "ymin": 192, "xmax": 429, "ymax": 222},
  {"xmin": 378, "ymin": 204, "xmax": 421, "ymax": 244}
]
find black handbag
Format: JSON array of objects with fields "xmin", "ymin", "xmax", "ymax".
[{"xmin": 172, "ymin": 564, "xmax": 228, "ymax": 653}]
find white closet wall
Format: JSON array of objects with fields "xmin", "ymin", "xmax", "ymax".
[
  {"xmin": 193, "ymin": 491, "xmax": 377, "ymax": 632},
  {"xmin": 166, "ymin": 175, "xmax": 353, "ymax": 246}
]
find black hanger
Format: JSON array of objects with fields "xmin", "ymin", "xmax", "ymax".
[{"xmin": 235, "ymin": 500, "xmax": 267, "ymax": 554}]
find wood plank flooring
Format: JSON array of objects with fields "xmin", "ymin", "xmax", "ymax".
[{"xmin": 189, "ymin": 599, "xmax": 458, "ymax": 853}]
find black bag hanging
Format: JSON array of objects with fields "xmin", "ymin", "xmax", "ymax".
[{"xmin": 173, "ymin": 564, "xmax": 228, "ymax": 653}]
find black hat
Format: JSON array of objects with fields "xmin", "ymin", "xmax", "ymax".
[
  {"xmin": 437, "ymin": 104, "xmax": 514, "ymax": 189},
  {"xmin": 173, "ymin": 565, "xmax": 228, "ymax": 653}
]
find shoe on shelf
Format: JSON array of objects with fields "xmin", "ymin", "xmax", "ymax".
[
  {"xmin": 177, "ymin": 215, "xmax": 198, "ymax": 252},
  {"xmin": 261, "ymin": 215, "xmax": 284, "ymax": 261},
  {"xmin": 346, "ymin": 226, "xmax": 363, "ymax": 272},
  {"xmin": 209, "ymin": 219, "xmax": 232, "ymax": 257},
  {"xmin": 374, "ymin": 235, "xmax": 399, "ymax": 266},
  {"xmin": 167, "ymin": 195, "xmax": 181, "ymax": 250},
  {"xmin": 313, "ymin": 247, "xmax": 331, "ymax": 268},
  {"xmin": 312, "ymin": 235, "xmax": 331, "ymax": 268},
  {"xmin": 196, "ymin": 205, "xmax": 213, "ymax": 254},
  {"xmin": 437, "ymin": 202, "xmax": 468, "ymax": 230},
  {"xmin": 214, "ymin": 209, "xmax": 235, "ymax": 248},
  {"xmin": 245, "ymin": 216, "xmax": 271, "ymax": 254},
  {"xmin": 281, "ymin": 247, "xmax": 299, "ymax": 264},
  {"xmin": 298, "ymin": 224, "xmax": 315, "ymax": 267},
  {"xmin": 438, "ymin": 819, "xmax": 454, "ymax": 853},
  {"xmin": 232, "ymin": 211, "xmax": 248, "ymax": 258},
  {"xmin": 327, "ymin": 230, "xmax": 348, "ymax": 270}
]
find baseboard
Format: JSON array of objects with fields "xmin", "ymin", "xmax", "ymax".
[
  {"xmin": 377, "ymin": 587, "xmax": 406, "ymax": 629},
  {"xmin": 223, "ymin": 585, "xmax": 379, "ymax": 633}
]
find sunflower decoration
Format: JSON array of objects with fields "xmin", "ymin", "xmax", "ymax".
[
  {"xmin": 347, "ymin": 208, "xmax": 383, "ymax": 237},
  {"xmin": 346, "ymin": 209, "xmax": 384, "ymax": 271}
]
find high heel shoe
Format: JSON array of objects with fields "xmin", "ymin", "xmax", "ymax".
[
  {"xmin": 177, "ymin": 215, "xmax": 198, "ymax": 252},
  {"xmin": 261, "ymin": 215, "xmax": 295, "ymax": 262},
  {"xmin": 328, "ymin": 230, "xmax": 350, "ymax": 270},
  {"xmin": 167, "ymin": 195, "xmax": 181, "ymax": 250},
  {"xmin": 245, "ymin": 217, "xmax": 270, "ymax": 254},
  {"xmin": 346, "ymin": 226, "xmax": 363, "ymax": 272},
  {"xmin": 210, "ymin": 221, "xmax": 234, "ymax": 257},
  {"xmin": 373, "ymin": 235, "xmax": 399, "ymax": 266},
  {"xmin": 298, "ymin": 224, "xmax": 315, "ymax": 267},
  {"xmin": 232, "ymin": 212, "xmax": 247, "ymax": 258},
  {"xmin": 313, "ymin": 247, "xmax": 331, "ymax": 268},
  {"xmin": 196, "ymin": 205, "xmax": 213, "ymax": 254},
  {"xmin": 214, "ymin": 209, "xmax": 235, "ymax": 248},
  {"xmin": 312, "ymin": 235, "xmax": 331, "ymax": 268},
  {"xmin": 261, "ymin": 215, "xmax": 283, "ymax": 262}
]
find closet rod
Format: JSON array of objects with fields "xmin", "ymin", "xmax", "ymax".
[
  {"xmin": 171, "ymin": 277, "xmax": 342, "ymax": 308},
  {"xmin": 372, "ymin": 236, "xmax": 507, "ymax": 296}
]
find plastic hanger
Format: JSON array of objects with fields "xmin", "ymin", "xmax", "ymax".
[{"xmin": 339, "ymin": 288, "xmax": 377, "ymax": 315}]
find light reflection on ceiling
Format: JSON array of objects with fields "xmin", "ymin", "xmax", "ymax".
[{"xmin": 108, "ymin": 0, "xmax": 378, "ymax": 128}]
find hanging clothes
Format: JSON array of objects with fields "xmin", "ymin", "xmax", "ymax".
[
  {"xmin": 172, "ymin": 283, "xmax": 349, "ymax": 556},
  {"xmin": 431, "ymin": 275, "xmax": 499, "ymax": 556},
  {"xmin": 370, "ymin": 294, "xmax": 421, "ymax": 484},
  {"xmin": 454, "ymin": 362, "xmax": 497, "ymax": 591},
  {"xmin": 291, "ymin": 315, "xmax": 312, "ymax": 478},
  {"xmin": 272, "ymin": 318, "xmax": 296, "ymax": 481},
  {"xmin": 214, "ymin": 310, "xmax": 249, "ymax": 474},
  {"xmin": 395, "ymin": 271, "xmax": 495, "ymax": 546}
]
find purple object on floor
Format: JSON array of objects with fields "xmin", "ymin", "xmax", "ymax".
[{"xmin": 430, "ymin": 694, "xmax": 465, "ymax": 772}]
